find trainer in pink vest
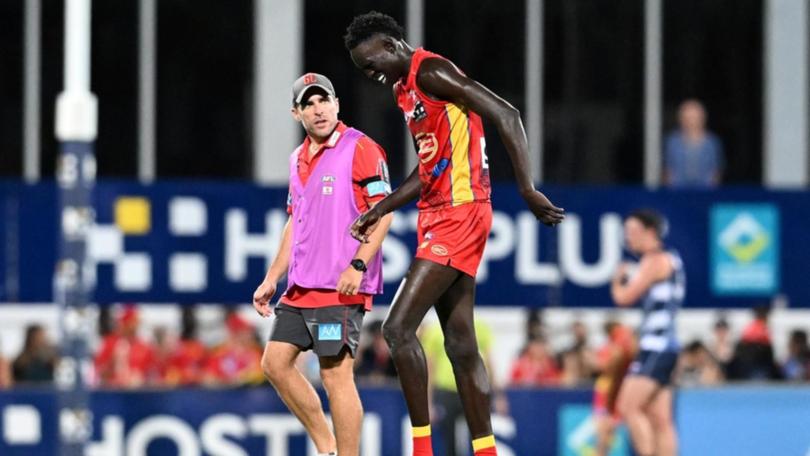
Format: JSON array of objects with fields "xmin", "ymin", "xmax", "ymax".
[{"xmin": 285, "ymin": 127, "xmax": 384, "ymax": 296}]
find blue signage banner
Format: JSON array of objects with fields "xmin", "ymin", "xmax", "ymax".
[
  {"xmin": 710, "ymin": 204, "xmax": 780, "ymax": 295},
  {"xmin": 0, "ymin": 387, "xmax": 591, "ymax": 456},
  {"xmin": 1, "ymin": 181, "xmax": 809, "ymax": 307},
  {"xmin": 558, "ymin": 404, "xmax": 630, "ymax": 456},
  {"xmin": 677, "ymin": 387, "xmax": 810, "ymax": 455},
  {"xmin": 3, "ymin": 386, "xmax": 808, "ymax": 455}
]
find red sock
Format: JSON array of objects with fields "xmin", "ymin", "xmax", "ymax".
[
  {"xmin": 412, "ymin": 425, "xmax": 433, "ymax": 456},
  {"xmin": 473, "ymin": 434, "xmax": 498, "ymax": 455}
]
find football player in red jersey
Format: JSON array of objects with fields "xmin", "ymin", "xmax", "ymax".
[{"xmin": 345, "ymin": 11, "xmax": 564, "ymax": 456}]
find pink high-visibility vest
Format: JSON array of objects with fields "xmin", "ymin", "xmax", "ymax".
[{"xmin": 285, "ymin": 127, "xmax": 383, "ymax": 295}]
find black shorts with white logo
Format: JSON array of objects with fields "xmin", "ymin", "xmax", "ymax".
[{"xmin": 269, "ymin": 303, "xmax": 365, "ymax": 358}]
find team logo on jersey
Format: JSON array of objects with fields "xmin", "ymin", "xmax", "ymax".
[
  {"xmin": 403, "ymin": 90, "xmax": 427, "ymax": 123},
  {"xmin": 322, "ymin": 175, "xmax": 335, "ymax": 195},
  {"xmin": 412, "ymin": 100, "xmax": 427, "ymax": 122},
  {"xmin": 415, "ymin": 132, "xmax": 439, "ymax": 164}
]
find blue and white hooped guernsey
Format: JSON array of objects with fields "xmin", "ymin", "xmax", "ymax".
[{"xmin": 638, "ymin": 249, "xmax": 686, "ymax": 353}]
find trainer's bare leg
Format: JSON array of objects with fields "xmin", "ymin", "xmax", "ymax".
[
  {"xmin": 320, "ymin": 347, "xmax": 363, "ymax": 456},
  {"xmin": 434, "ymin": 273, "xmax": 493, "ymax": 440},
  {"xmin": 262, "ymin": 341, "xmax": 336, "ymax": 453},
  {"xmin": 383, "ymin": 259, "xmax": 461, "ymax": 426},
  {"xmin": 616, "ymin": 376, "xmax": 659, "ymax": 456},
  {"xmin": 648, "ymin": 387, "xmax": 677, "ymax": 456}
]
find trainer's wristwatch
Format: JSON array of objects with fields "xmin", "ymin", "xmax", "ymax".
[{"xmin": 350, "ymin": 259, "xmax": 367, "ymax": 273}]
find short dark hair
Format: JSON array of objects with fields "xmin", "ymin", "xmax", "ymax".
[
  {"xmin": 627, "ymin": 208, "xmax": 668, "ymax": 239},
  {"xmin": 685, "ymin": 340, "xmax": 705, "ymax": 354},
  {"xmin": 344, "ymin": 11, "xmax": 405, "ymax": 50}
]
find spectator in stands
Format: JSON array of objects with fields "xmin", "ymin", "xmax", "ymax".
[
  {"xmin": 727, "ymin": 306, "xmax": 782, "ymax": 381},
  {"xmin": 150, "ymin": 326, "xmax": 177, "ymax": 386},
  {"xmin": 203, "ymin": 311, "xmax": 263, "ymax": 386},
  {"xmin": 663, "ymin": 99, "xmax": 724, "ymax": 188},
  {"xmin": 164, "ymin": 306, "xmax": 207, "ymax": 386},
  {"xmin": 0, "ymin": 343, "xmax": 12, "ymax": 388},
  {"xmin": 355, "ymin": 320, "xmax": 397, "ymax": 384},
  {"xmin": 98, "ymin": 306, "xmax": 114, "ymax": 337},
  {"xmin": 674, "ymin": 340, "xmax": 724, "ymax": 387},
  {"xmin": 558, "ymin": 320, "xmax": 596, "ymax": 386},
  {"xmin": 94, "ymin": 305, "xmax": 157, "ymax": 388},
  {"xmin": 509, "ymin": 335, "xmax": 561, "ymax": 386},
  {"xmin": 782, "ymin": 329, "xmax": 810, "ymax": 381},
  {"xmin": 708, "ymin": 317, "xmax": 734, "ymax": 370},
  {"xmin": 741, "ymin": 305, "xmax": 771, "ymax": 344},
  {"xmin": 559, "ymin": 350, "xmax": 589, "ymax": 387},
  {"xmin": 526, "ymin": 309, "xmax": 546, "ymax": 341},
  {"xmin": 421, "ymin": 319, "xmax": 507, "ymax": 456},
  {"xmin": 12, "ymin": 324, "xmax": 57, "ymax": 384}
]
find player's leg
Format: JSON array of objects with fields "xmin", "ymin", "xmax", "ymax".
[
  {"xmin": 648, "ymin": 387, "xmax": 677, "ymax": 456},
  {"xmin": 383, "ymin": 259, "xmax": 461, "ymax": 430},
  {"xmin": 594, "ymin": 414, "xmax": 616, "ymax": 456},
  {"xmin": 616, "ymin": 375, "xmax": 658, "ymax": 456},
  {"xmin": 434, "ymin": 273, "xmax": 498, "ymax": 455},
  {"xmin": 264, "ymin": 304, "xmax": 335, "ymax": 452},
  {"xmin": 262, "ymin": 341, "xmax": 336, "ymax": 452},
  {"xmin": 319, "ymin": 346, "xmax": 363, "ymax": 456}
]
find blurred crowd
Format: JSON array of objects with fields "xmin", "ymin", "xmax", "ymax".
[
  {"xmin": 1, "ymin": 304, "xmax": 808, "ymax": 390},
  {"xmin": 502, "ymin": 306, "xmax": 810, "ymax": 389},
  {"xmin": 0, "ymin": 305, "xmax": 264, "ymax": 389}
]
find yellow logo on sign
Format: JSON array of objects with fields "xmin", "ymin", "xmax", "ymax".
[{"xmin": 115, "ymin": 197, "xmax": 151, "ymax": 235}]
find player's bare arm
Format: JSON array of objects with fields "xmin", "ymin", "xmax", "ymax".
[
  {"xmin": 350, "ymin": 165, "xmax": 422, "ymax": 243},
  {"xmin": 611, "ymin": 252, "xmax": 672, "ymax": 306},
  {"xmin": 253, "ymin": 216, "xmax": 292, "ymax": 316},
  {"xmin": 415, "ymin": 57, "xmax": 565, "ymax": 226}
]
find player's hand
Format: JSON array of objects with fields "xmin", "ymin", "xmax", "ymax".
[
  {"xmin": 337, "ymin": 267, "xmax": 363, "ymax": 295},
  {"xmin": 612, "ymin": 262, "xmax": 631, "ymax": 284},
  {"xmin": 521, "ymin": 189, "xmax": 565, "ymax": 226},
  {"xmin": 252, "ymin": 279, "xmax": 277, "ymax": 317},
  {"xmin": 350, "ymin": 207, "xmax": 383, "ymax": 243}
]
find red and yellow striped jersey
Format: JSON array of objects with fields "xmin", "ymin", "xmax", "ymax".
[{"xmin": 394, "ymin": 48, "xmax": 491, "ymax": 210}]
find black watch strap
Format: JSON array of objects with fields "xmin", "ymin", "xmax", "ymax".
[{"xmin": 350, "ymin": 258, "xmax": 367, "ymax": 272}]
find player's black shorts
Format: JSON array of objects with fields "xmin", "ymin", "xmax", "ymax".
[
  {"xmin": 269, "ymin": 303, "xmax": 365, "ymax": 358},
  {"xmin": 628, "ymin": 350, "xmax": 678, "ymax": 386}
]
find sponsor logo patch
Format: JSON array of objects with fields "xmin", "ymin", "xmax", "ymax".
[
  {"xmin": 431, "ymin": 245, "xmax": 449, "ymax": 256},
  {"xmin": 318, "ymin": 323, "xmax": 342, "ymax": 341},
  {"xmin": 366, "ymin": 180, "xmax": 390, "ymax": 197},
  {"xmin": 431, "ymin": 158, "xmax": 450, "ymax": 178}
]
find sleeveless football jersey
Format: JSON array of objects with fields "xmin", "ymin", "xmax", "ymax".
[{"xmin": 394, "ymin": 48, "xmax": 491, "ymax": 210}]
